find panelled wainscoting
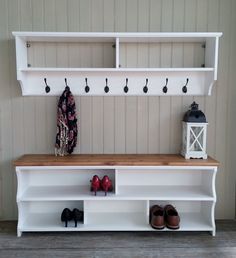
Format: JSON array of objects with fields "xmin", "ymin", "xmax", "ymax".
[{"xmin": 0, "ymin": 0, "xmax": 235, "ymax": 221}]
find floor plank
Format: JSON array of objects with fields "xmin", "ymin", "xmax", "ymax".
[{"xmin": 0, "ymin": 220, "xmax": 235, "ymax": 258}]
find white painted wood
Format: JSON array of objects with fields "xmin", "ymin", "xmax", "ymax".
[
  {"xmin": 18, "ymin": 211, "xmax": 213, "ymax": 232},
  {"xmin": 17, "ymin": 168, "xmax": 115, "ymax": 184},
  {"xmin": 12, "ymin": 31, "xmax": 222, "ymax": 41},
  {"xmin": 20, "ymin": 185, "xmax": 117, "ymax": 201},
  {"xmin": 181, "ymin": 122, "xmax": 208, "ymax": 159},
  {"xmin": 13, "ymin": 32, "xmax": 222, "ymax": 96},
  {"xmin": 15, "ymin": 164, "xmax": 217, "ymax": 236},
  {"xmin": 205, "ymin": 38, "xmax": 217, "ymax": 74},
  {"xmin": 117, "ymin": 186, "xmax": 214, "ymax": 201},
  {"xmin": 213, "ymin": 37, "xmax": 220, "ymax": 81},
  {"xmin": 86, "ymin": 212, "xmax": 146, "ymax": 230},
  {"xmin": 20, "ymin": 67, "xmax": 215, "ymax": 72},
  {"xmin": 116, "ymin": 38, "xmax": 120, "ymax": 68},
  {"xmin": 85, "ymin": 200, "xmax": 146, "ymax": 213},
  {"xmin": 118, "ymin": 169, "xmax": 204, "ymax": 185},
  {"xmin": 16, "ymin": 70, "xmax": 213, "ymax": 96},
  {"xmin": 18, "ymin": 185, "xmax": 214, "ymax": 202},
  {"xmin": 15, "ymin": 37, "xmax": 27, "ymax": 80}
]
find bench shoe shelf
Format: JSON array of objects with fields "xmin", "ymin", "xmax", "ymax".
[{"xmin": 14, "ymin": 154, "xmax": 219, "ymax": 237}]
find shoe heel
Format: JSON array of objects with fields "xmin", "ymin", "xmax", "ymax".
[
  {"xmin": 90, "ymin": 175, "xmax": 101, "ymax": 196},
  {"xmin": 61, "ymin": 208, "xmax": 72, "ymax": 228},
  {"xmin": 72, "ymin": 208, "xmax": 83, "ymax": 228},
  {"xmin": 101, "ymin": 175, "xmax": 113, "ymax": 196}
]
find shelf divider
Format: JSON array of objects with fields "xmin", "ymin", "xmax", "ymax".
[{"xmin": 116, "ymin": 37, "xmax": 120, "ymax": 69}]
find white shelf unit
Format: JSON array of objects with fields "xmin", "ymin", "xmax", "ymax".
[
  {"xmin": 16, "ymin": 165, "xmax": 217, "ymax": 237},
  {"xmin": 12, "ymin": 32, "xmax": 222, "ymax": 96}
]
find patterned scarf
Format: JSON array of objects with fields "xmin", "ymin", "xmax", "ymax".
[{"xmin": 55, "ymin": 87, "xmax": 77, "ymax": 156}]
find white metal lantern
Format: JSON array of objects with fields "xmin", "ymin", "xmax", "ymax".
[{"xmin": 181, "ymin": 102, "xmax": 208, "ymax": 159}]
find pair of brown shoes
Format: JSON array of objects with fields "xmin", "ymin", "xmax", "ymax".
[{"xmin": 150, "ymin": 204, "xmax": 180, "ymax": 230}]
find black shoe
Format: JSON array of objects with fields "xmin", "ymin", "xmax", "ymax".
[
  {"xmin": 61, "ymin": 208, "xmax": 73, "ymax": 227},
  {"xmin": 72, "ymin": 208, "xmax": 84, "ymax": 227}
]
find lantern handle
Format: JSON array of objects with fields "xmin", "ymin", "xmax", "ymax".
[{"xmin": 190, "ymin": 101, "xmax": 199, "ymax": 110}]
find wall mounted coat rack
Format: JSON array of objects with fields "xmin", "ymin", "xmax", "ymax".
[
  {"xmin": 43, "ymin": 77, "xmax": 191, "ymax": 95},
  {"xmin": 12, "ymin": 32, "xmax": 222, "ymax": 96}
]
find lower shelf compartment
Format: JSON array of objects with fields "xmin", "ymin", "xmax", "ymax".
[
  {"xmin": 86, "ymin": 212, "xmax": 147, "ymax": 230},
  {"xmin": 20, "ymin": 213, "xmax": 84, "ymax": 231},
  {"xmin": 19, "ymin": 212, "xmax": 213, "ymax": 232}
]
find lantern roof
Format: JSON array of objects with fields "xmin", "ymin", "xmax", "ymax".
[{"xmin": 183, "ymin": 102, "xmax": 207, "ymax": 123}]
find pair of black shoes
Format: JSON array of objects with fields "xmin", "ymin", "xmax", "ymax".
[{"xmin": 61, "ymin": 208, "xmax": 84, "ymax": 227}]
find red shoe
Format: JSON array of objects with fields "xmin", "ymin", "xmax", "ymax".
[
  {"xmin": 90, "ymin": 175, "xmax": 101, "ymax": 196},
  {"xmin": 101, "ymin": 175, "xmax": 113, "ymax": 196}
]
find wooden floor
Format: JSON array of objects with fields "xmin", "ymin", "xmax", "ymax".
[{"xmin": 0, "ymin": 221, "xmax": 235, "ymax": 258}]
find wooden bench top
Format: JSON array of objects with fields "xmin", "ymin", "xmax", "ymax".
[{"xmin": 14, "ymin": 154, "xmax": 219, "ymax": 167}]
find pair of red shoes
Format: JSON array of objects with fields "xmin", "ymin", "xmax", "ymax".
[{"xmin": 90, "ymin": 175, "xmax": 113, "ymax": 196}]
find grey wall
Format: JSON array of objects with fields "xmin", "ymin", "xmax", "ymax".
[{"xmin": 0, "ymin": 0, "xmax": 235, "ymax": 220}]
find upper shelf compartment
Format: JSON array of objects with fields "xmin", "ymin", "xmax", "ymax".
[{"xmin": 12, "ymin": 32, "xmax": 222, "ymax": 96}]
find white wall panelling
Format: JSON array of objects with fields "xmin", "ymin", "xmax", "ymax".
[{"xmin": 0, "ymin": 0, "xmax": 235, "ymax": 220}]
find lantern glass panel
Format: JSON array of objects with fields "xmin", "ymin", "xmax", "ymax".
[{"xmin": 189, "ymin": 126, "xmax": 204, "ymax": 151}]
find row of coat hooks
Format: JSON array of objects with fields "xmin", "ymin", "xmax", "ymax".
[{"xmin": 44, "ymin": 77, "xmax": 189, "ymax": 94}]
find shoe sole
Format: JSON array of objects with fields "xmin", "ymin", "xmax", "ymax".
[
  {"xmin": 150, "ymin": 224, "xmax": 165, "ymax": 230},
  {"xmin": 90, "ymin": 188, "xmax": 113, "ymax": 192},
  {"xmin": 166, "ymin": 224, "xmax": 180, "ymax": 230}
]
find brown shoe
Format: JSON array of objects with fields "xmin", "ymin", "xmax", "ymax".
[
  {"xmin": 150, "ymin": 205, "xmax": 165, "ymax": 230},
  {"xmin": 164, "ymin": 205, "xmax": 180, "ymax": 230}
]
